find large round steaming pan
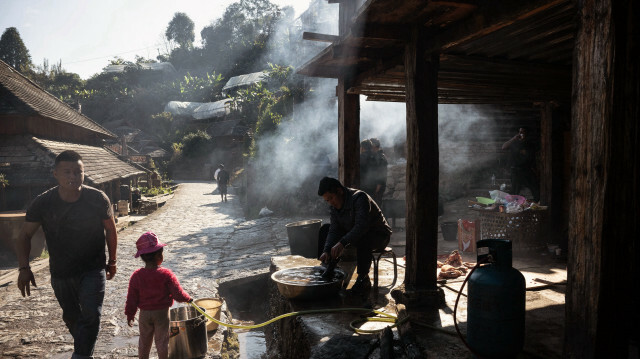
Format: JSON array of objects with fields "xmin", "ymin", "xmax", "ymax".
[{"xmin": 271, "ymin": 266, "xmax": 345, "ymax": 300}]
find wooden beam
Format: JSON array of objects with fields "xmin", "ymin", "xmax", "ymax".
[{"xmin": 302, "ymin": 32, "xmax": 340, "ymax": 43}]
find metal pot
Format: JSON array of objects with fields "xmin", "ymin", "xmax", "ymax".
[
  {"xmin": 168, "ymin": 306, "xmax": 208, "ymax": 359},
  {"xmin": 271, "ymin": 266, "xmax": 345, "ymax": 300}
]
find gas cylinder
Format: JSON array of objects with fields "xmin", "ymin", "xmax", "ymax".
[{"xmin": 467, "ymin": 239, "xmax": 525, "ymax": 358}]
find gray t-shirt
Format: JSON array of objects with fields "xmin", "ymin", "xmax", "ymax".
[{"xmin": 26, "ymin": 185, "xmax": 113, "ymax": 278}]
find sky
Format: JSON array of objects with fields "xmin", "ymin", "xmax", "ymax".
[{"xmin": 0, "ymin": 0, "xmax": 310, "ymax": 79}]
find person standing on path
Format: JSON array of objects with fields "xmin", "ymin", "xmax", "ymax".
[
  {"xmin": 217, "ymin": 164, "xmax": 230, "ymax": 202},
  {"xmin": 125, "ymin": 232, "xmax": 192, "ymax": 359},
  {"xmin": 16, "ymin": 150, "xmax": 118, "ymax": 359}
]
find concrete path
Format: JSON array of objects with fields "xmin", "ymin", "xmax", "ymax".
[{"xmin": 0, "ymin": 181, "xmax": 316, "ymax": 358}]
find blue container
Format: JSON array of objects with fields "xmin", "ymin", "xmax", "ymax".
[{"xmin": 467, "ymin": 239, "xmax": 525, "ymax": 358}]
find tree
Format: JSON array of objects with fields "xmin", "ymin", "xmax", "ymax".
[
  {"xmin": 0, "ymin": 27, "xmax": 32, "ymax": 70},
  {"xmin": 24, "ymin": 59, "xmax": 84, "ymax": 102},
  {"xmin": 200, "ymin": 0, "xmax": 283, "ymax": 75},
  {"xmin": 165, "ymin": 12, "xmax": 195, "ymax": 50}
]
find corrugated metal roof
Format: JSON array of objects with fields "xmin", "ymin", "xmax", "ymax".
[
  {"xmin": 222, "ymin": 71, "xmax": 267, "ymax": 94},
  {"xmin": 0, "ymin": 60, "xmax": 114, "ymax": 138},
  {"xmin": 164, "ymin": 99, "xmax": 230, "ymax": 120},
  {"xmin": 32, "ymin": 136, "xmax": 145, "ymax": 185},
  {"xmin": 103, "ymin": 62, "xmax": 177, "ymax": 74}
]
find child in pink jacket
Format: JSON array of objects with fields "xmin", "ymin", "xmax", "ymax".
[{"xmin": 125, "ymin": 232, "xmax": 192, "ymax": 359}]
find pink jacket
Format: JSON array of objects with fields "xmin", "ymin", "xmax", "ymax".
[{"xmin": 125, "ymin": 267, "xmax": 191, "ymax": 321}]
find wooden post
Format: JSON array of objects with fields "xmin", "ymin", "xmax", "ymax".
[
  {"xmin": 393, "ymin": 26, "xmax": 442, "ymax": 306},
  {"xmin": 337, "ymin": 0, "xmax": 360, "ymax": 188},
  {"xmin": 566, "ymin": 0, "xmax": 639, "ymax": 357},
  {"xmin": 337, "ymin": 77, "xmax": 360, "ymax": 187}
]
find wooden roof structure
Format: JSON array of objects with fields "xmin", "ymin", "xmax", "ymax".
[
  {"xmin": 298, "ymin": 0, "xmax": 574, "ymax": 105},
  {"xmin": 0, "ymin": 135, "xmax": 144, "ymax": 187},
  {"xmin": 295, "ymin": 0, "xmax": 640, "ymax": 357},
  {"xmin": 0, "ymin": 60, "xmax": 114, "ymax": 141}
]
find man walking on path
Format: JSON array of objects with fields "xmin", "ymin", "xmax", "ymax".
[
  {"xmin": 15, "ymin": 150, "xmax": 118, "ymax": 359},
  {"xmin": 217, "ymin": 164, "xmax": 230, "ymax": 202}
]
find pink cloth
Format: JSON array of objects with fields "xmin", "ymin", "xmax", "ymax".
[
  {"xmin": 138, "ymin": 308, "xmax": 170, "ymax": 359},
  {"xmin": 125, "ymin": 267, "xmax": 191, "ymax": 321}
]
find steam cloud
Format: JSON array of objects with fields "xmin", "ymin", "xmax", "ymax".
[{"xmin": 244, "ymin": 1, "xmax": 499, "ymax": 212}]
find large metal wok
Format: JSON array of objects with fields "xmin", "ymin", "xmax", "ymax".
[{"xmin": 271, "ymin": 266, "xmax": 346, "ymax": 300}]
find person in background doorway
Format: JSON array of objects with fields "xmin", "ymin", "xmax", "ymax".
[
  {"xmin": 359, "ymin": 139, "xmax": 377, "ymax": 198},
  {"xmin": 16, "ymin": 150, "xmax": 118, "ymax": 359},
  {"xmin": 125, "ymin": 232, "xmax": 192, "ymax": 359},
  {"xmin": 369, "ymin": 137, "xmax": 388, "ymax": 205},
  {"xmin": 217, "ymin": 164, "xmax": 230, "ymax": 202},
  {"xmin": 501, "ymin": 127, "xmax": 540, "ymax": 202},
  {"xmin": 317, "ymin": 177, "xmax": 392, "ymax": 295}
]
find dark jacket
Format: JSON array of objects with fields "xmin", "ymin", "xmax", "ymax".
[{"xmin": 325, "ymin": 187, "xmax": 392, "ymax": 251}]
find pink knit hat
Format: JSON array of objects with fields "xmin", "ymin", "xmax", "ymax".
[{"xmin": 134, "ymin": 231, "xmax": 166, "ymax": 258}]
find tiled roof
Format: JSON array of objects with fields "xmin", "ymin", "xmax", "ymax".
[
  {"xmin": 0, "ymin": 60, "xmax": 114, "ymax": 138},
  {"xmin": 31, "ymin": 136, "xmax": 145, "ymax": 185},
  {"xmin": 0, "ymin": 135, "xmax": 53, "ymax": 186}
]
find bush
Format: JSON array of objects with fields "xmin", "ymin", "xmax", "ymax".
[{"xmin": 180, "ymin": 130, "xmax": 214, "ymax": 158}]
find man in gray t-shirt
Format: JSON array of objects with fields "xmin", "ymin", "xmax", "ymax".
[{"xmin": 16, "ymin": 150, "xmax": 118, "ymax": 359}]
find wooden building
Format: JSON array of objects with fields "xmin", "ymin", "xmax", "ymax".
[
  {"xmin": 0, "ymin": 59, "xmax": 145, "ymax": 211},
  {"xmin": 298, "ymin": 0, "xmax": 638, "ymax": 357}
]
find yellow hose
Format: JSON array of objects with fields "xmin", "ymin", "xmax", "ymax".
[{"xmin": 189, "ymin": 302, "xmax": 406, "ymax": 334}]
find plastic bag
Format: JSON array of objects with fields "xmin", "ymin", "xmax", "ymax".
[{"xmin": 489, "ymin": 190, "xmax": 510, "ymax": 204}]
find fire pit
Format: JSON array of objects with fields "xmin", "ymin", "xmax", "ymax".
[{"xmin": 271, "ymin": 266, "xmax": 346, "ymax": 300}]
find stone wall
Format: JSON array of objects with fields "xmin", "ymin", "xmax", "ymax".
[{"xmin": 383, "ymin": 163, "xmax": 406, "ymax": 200}]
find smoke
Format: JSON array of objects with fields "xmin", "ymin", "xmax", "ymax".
[{"xmin": 246, "ymin": 1, "xmax": 501, "ymax": 212}]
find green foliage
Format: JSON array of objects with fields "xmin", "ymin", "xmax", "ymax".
[
  {"xmin": 229, "ymin": 64, "xmax": 306, "ymax": 153},
  {"xmin": 0, "ymin": 27, "xmax": 32, "ymax": 70},
  {"xmin": 168, "ymin": 72, "xmax": 225, "ymax": 102},
  {"xmin": 166, "ymin": 12, "xmax": 195, "ymax": 50},
  {"xmin": 25, "ymin": 59, "xmax": 85, "ymax": 101},
  {"xmin": 140, "ymin": 186, "xmax": 172, "ymax": 197},
  {"xmin": 179, "ymin": 130, "xmax": 214, "ymax": 158}
]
